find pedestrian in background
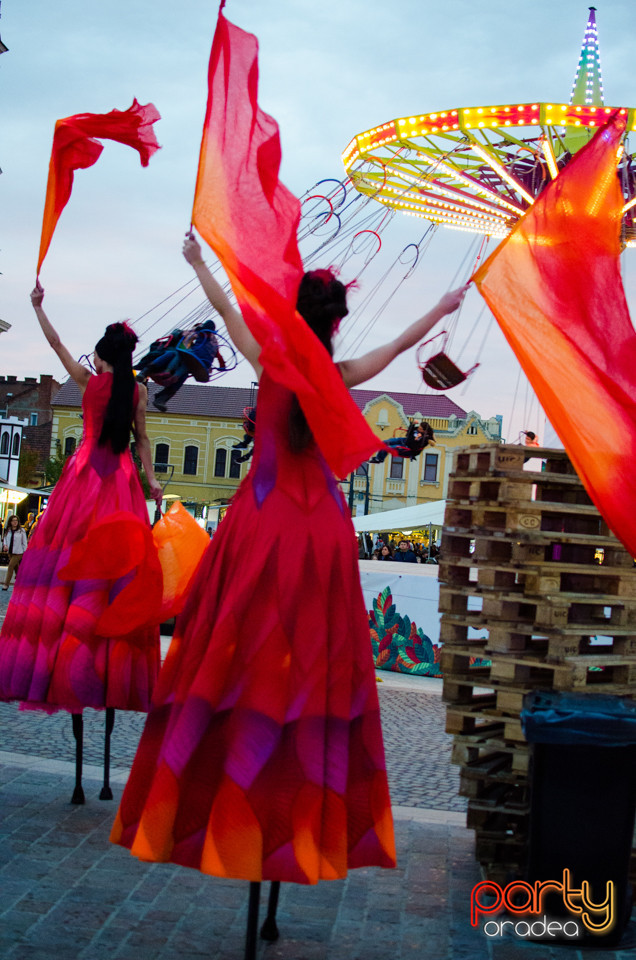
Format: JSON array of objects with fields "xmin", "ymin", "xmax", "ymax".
[{"xmin": 2, "ymin": 516, "xmax": 28, "ymax": 590}]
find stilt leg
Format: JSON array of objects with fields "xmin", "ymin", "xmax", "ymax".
[
  {"xmin": 71, "ymin": 713, "xmax": 85, "ymax": 804},
  {"xmin": 245, "ymin": 882, "xmax": 261, "ymax": 960},
  {"xmin": 260, "ymin": 881, "xmax": 280, "ymax": 941},
  {"xmin": 99, "ymin": 707, "xmax": 115, "ymax": 800}
]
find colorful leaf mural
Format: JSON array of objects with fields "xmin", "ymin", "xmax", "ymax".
[{"xmin": 369, "ymin": 587, "xmax": 442, "ymax": 677}]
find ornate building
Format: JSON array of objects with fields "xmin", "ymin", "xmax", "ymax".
[{"xmin": 51, "ymin": 380, "xmax": 501, "ymax": 516}]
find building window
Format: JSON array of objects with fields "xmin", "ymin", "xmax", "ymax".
[
  {"xmin": 1, "ymin": 432, "xmax": 9, "ymax": 455},
  {"xmin": 424, "ymin": 453, "xmax": 439, "ymax": 482},
  {"xmin": 214, "ymin": 448, "xmax": 227, "ymax": 477},
  {"xmin": 467, "ymin": 422, "xmax": 479, "ymax": 435},
  {"xmin": 64, "ymin": 436, "xmax": 76, "ymax": 457},
  {"xmin": 155, "ymin": 442, "xmax": 169, "ymax": 474},
  {"xmin": 12, "ymin": 433, "xmax": 20, "ymax": 457},
  {"xmin": 229, "ymin": 450, "xmax": 242, "ymax": 479},
  {"xmin": 183, "ymin": 445, "xmax": 198, "ymax": 476},
  {"xmin": 30, "ymin": 412, "xmax": 39, "ymax": 426},
  {"xmin": 389, "ymin": 456, "xmax": 404, "ymax": 480}
]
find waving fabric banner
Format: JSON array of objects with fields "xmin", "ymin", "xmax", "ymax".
[
  {"xmin": 473, "ymin": 113, "xmax": 636, "ymax": 556},
  {"xmin": 192, "ymin": 9, "xmax": 382, "ymax": 478},
  {"xmin": 37, "ymin": 99, "xmax": 161, "ymax": 276}
]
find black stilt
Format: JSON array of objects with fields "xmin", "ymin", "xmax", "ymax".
[
  {"xmin": 99, "ymin": 707, "xmax": 115, "ymax": 800},
  {"xmin": 245, "ymin": 882, "xmax": 261, "ymax": 960},
  {"xmin": 260, "ymin": 881, "xmax": 280, "ymax": 941},
  {"xmin": 71, "ymin": 713, "xmax": 85, "ymax": 804}
]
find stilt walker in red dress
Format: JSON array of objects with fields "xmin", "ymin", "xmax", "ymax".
[
  {"xmin": 111, "ymin": 6, "xmax": 468, "ymax": 954},
  {"xmin": 0, "ymin": 285, "xmax": 164, "ymax": 801}
]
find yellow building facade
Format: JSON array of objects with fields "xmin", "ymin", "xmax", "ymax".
[{"xmin": 51, "ymin": 380, "xmax": 501, "ymax": 515}]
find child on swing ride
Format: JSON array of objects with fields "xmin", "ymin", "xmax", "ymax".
[
  {"xmin": 136, "ymin": 319, "xmax": 225, "ymax": 412},
  {"xmin": 369, "ymin": 419, "xmax": 435, "ymax": 464}
]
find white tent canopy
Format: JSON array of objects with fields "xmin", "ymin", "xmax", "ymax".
[{"xmin": 352, "ymin": 500, "xmax": 446, "ymax": 533}]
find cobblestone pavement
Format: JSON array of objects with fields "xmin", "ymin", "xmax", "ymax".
[{"xmin": 2, "ymin": 585, "xmax": 636, "ymax": 958}]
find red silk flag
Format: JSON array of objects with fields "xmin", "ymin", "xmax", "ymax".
[
  {"xmin": 192, "ymin": 10, "xmax": 381, "ymax": 478},
  {"xmin": 473, "ymin": 113, "xmax": 636, "ymax": 555},
  {"xmin": 37, "ymin": 99, "xmax": 161, "ymax": 276}
]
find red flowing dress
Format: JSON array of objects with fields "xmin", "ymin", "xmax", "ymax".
[
  {"xmin": 0, "ymin": 373, "xmax": 159, "ymax": 713},
  {"xmin": 111, "ymin": 374, "xmax": 396, "ymax": 884}
]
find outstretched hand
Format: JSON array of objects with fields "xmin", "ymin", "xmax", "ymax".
[
  {"xmin": 30, "ymin": 281, "xmax": 45, "ymax": 308},
  {"xmin": 183, "ymin": 232, "xmax": 204, "ymax": 266},
  {"xmin": 438, "ymin": 282, "xmax": 471, "ymax": 316}
]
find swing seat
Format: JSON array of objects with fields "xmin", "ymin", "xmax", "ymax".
[
  {"xmin": 417, "ymin": 329, "xmax": 479, "ymax": 391},
  {"xmin": 420, "ymin": 352, "xmax": 480, "ymax": 391}
]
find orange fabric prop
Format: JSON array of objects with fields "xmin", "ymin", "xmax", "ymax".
[
  {"xmin": 192, "ymin": 10, "xmax": 381, "ymax": 478},
  {"xmin": 37, "ymin": 99, "xmax": 161, "ymax": 276},
  {"xmin": 152, "ymin": 501, "xmax": 210, "ymax": 620},
  {"xmin": 474, "ymin": 113, "xmax": 636, "ymax": 556}
]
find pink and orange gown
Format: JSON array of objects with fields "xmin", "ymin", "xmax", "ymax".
[
  {"xmin": 0, "ymin": 373, "xmax": 159, "ymax": 713},
  {"xmin": 111, "ymin": 373, "xmax": 396, "ymax": 884}
]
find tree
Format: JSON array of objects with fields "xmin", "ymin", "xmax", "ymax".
[
  {"xmin": 44, "ymin": 441, "xmax": 70, "ymax": 486},
  {"xmin": 17, "ymin": 444, "xmax": 40, "ymax": 487}
]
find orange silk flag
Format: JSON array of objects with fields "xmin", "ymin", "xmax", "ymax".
[
  {"xmin": 192, "ymin": 9, "xmax": 382, "ymax": 478},
  {"xmin": 473, "ymin": 112, "xmax": 636, "ymax": 555},
  {"xmin": 37, "ymin": 99, "xmax": 161, "ymax": 276}
]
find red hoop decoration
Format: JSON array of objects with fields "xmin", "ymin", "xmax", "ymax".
[
  {"xmin": 351, "ymin": 229, "xmax": 382, "ymax": 257},
  {"xmin": 302, "ymin": 194, "xmax": 334, "ymax": 224}
]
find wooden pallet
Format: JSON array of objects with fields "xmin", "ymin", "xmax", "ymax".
[
  {"xmin": 441, "ymin": 530, "xmax": 632, "ymax": 567},
  {"xmin": 439, "ymin": 558, "xmax": 636, "ymax": 597}
]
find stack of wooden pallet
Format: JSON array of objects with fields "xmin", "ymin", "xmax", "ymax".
[{"xmin": 439, "ymin": 443, "xmax": 636, "ymax": 884}]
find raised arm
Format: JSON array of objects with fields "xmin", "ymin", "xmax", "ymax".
[
  {"xmin": 132, "ymin": 383, "xmax": 164, "ymax": 507},
  {"xmin": 338, "ymin": 284, "xmax": 470, "ymax": 388},
  {"xmin": 182, "ymin": 233, "xmax": 262, "ymax": 377},
  {"xmin": 30, "ymin": 282, "xmax": 91, "ymax": 392}
]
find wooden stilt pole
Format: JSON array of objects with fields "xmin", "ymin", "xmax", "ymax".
[
  {"xmin": 71, "ymin": 713, "xmax": 85, "ymax": 804},
  {"xmin": 244, "ymin": 882, "xmax": 261, "ymax": 960},
  {"xmin": 260, "ymin": 881, "xmax": 280, "ymax": 941},
  {"xmin": 99, "ymin": 707, "xmax": 115, "ymax": 800}
]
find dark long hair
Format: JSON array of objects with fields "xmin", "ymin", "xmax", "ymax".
[
  {"xmin": 95, "ymin": 322, "xmax": 138, "ymax": 454},
  {"xmin": 289, "ymin": 269, "xmax": 349, "ymax": 452}
]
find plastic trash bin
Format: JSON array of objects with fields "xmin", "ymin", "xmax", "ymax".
[{"xmin": 521, "ymin": 690, "xmax": 636, "ymax": 948}]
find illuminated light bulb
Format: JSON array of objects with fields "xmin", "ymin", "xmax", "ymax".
[
  {"xmin": 432, "ymin": 126, "xmax": 438, "ymax": 132},
  {"xmin": 517, "ymin": 105, "xmax": 524, "ymax": 111},
  {"xmin": 517, "ymin": 119, "xmax": 524, "ymax": 125},
  {"xmin": 547, "ymin": 104, "xmax": 553, "ymax": 110},
  {"xmin": 452, "ymin": 110, "xmax": 458, "ymax": 116},
  {"xmin": 477, "ymin": 108, "xmax": 484, "ymax": 114},
  {"xmin": 576, "ymin": 106, "xmax": 582, "ymax": 112},
  {"xmin": 620, "ymin": 109, "xmax": 627, "ymax": 115},
  {"xmin": 504, "ymin": 106, "xmax": 511, "ymax": 112},
  {"xmin": 560, "ymin": 105, "xmax": 567, "ymax": 111},
  {"xmin": 532, "ymin": 104, "xmax": 538, "ymax": 110},
  {"xmin": 453, "ymin": 123, "xmax": 459, "ymax": 129},
  {"xmin": 478, "ymin": 121, "xmax": 485, "ymax": 127},
  {"xmin": 505, "ymin": 120, "xmax": 511, "ymax": 126},
  {"xmin": 575, "ymin": 120, "xmax": 581, "ymax": 126}
]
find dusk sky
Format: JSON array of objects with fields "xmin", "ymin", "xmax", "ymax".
[{"xmin": 2, "ymin": 1, "xmax": 635, "ymax": 442}]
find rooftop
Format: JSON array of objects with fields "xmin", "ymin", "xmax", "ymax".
[{"xmin": 52, "ymin": 378, "xmax": 468, "ymax": 420}]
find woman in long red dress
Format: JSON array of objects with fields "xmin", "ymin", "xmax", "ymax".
[
  {"xmin": 0, "ymin": 283, "xmax": 164, "ymax": 798},
  {"xmin": 112, "ymin": 235, "xmax": 466, "ymax": 890}
]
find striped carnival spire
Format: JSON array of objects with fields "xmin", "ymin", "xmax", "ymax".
[{"xmin": 570, "ymin": 7, "xmax": 604, "ymax": 105}]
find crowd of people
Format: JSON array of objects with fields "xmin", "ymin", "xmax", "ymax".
[{"xmin": 359, "ymin": 534, "xmax": 440, "ymax": 564}]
